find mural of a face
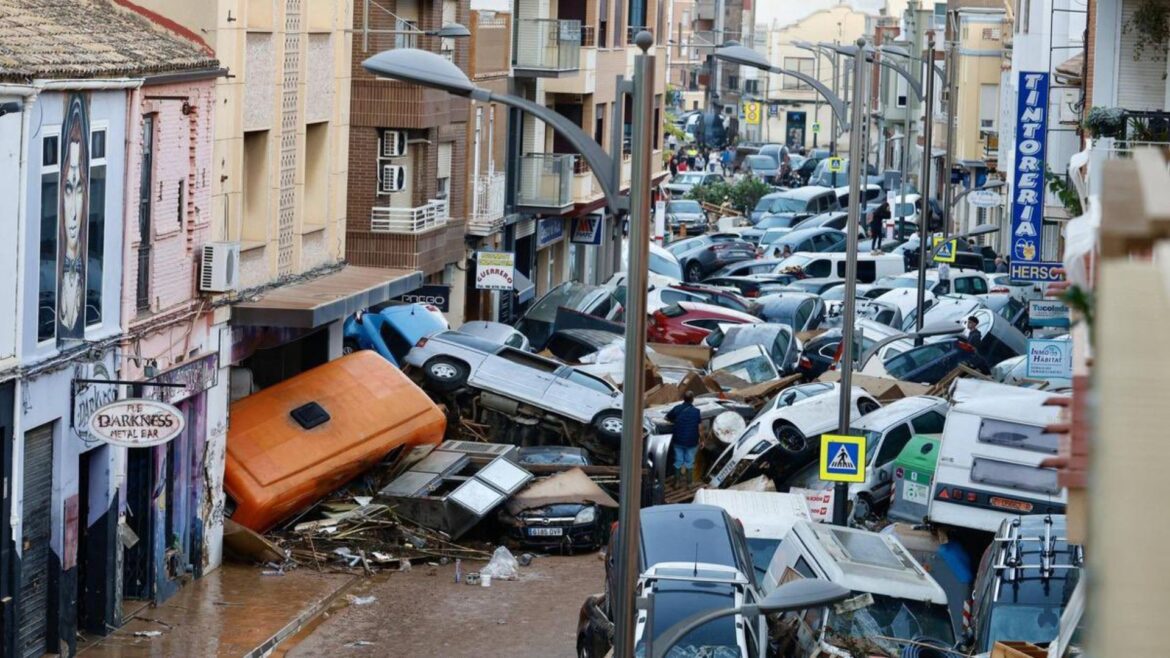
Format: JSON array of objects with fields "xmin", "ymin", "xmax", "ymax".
[{"xmin": 63, "ymin": 140, "xmax": 82, "ymax": 258}]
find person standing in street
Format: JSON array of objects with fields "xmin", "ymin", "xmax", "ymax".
[
  {"xmin": 995, "ymin": 256, "xmax": 1008, "ymax": 273},
  {"xmin": 665, "ymin": 391, "xmax": 702, "ymax": 486},
  {"xmin": 965, "ymin": 316, "xmax": 983, "ymax": 352},
  {"xmin": 721, "ymin": 146, "xmax": 734, "ymax": 177},
  {"xmin": 668, "ymin": 153, "xmax": 678, "ymax": 178},
  {"xmin": 870, "ymin": 201, "xmax": 890, "ymax": 252}
]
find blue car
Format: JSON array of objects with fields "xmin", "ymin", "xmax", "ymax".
[{"xmin": 343, "ymin": 303, "xmax": 448, "ymax": 366}]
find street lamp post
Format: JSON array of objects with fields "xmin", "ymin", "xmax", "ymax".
[
  {"xmin": 915, "ymin": 33, "xmax": 939, "ymax": 335},
  {"xmin": 362, "ymin": 38, "xmax": 657, "ymax": 658}
]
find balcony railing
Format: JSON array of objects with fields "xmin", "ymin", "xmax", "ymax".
[
  {"xmin": 469, "ymin": 172, "xmax": 507, "ymax": 236},
  {"xmin": 370, "ymin": 199, "xmax": 449, "ymax": 234},
  {"xmin": 515, "ymin": 19, "xmax": 581, "ymax": 72},
  {"xmin": 518, "ymin": 154, "xmax": 574, "ymax": 209},
  {"xmin": 627, "ymin": 26, "xmax": 652, "ymax": 45},
  {"xmin": 581, "ymin": 25, "xmax": 596, "ymax": 48}
]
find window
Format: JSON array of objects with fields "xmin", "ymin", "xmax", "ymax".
[
  {"xmin": 876, "ymin": 424, "xmax": 913, "ymax": 465},
  {"xmin": 304, "ymin": 122, "xmax": 328, "ymax": 225},
  {"xmin": 38, "ymin": 132, "xmax": 60, "ymax": 342},
  {"xmin": 793, "ymin": 301, "xmax": 813, "ymax": 330},
  {"xmin": 241, "ymin": 129, "xmax": 270, "ymax": 243},
  {"xmin": 437, "ymin": 142, "xmax": 452, "ymax": 200},
  {"xmin": 805, "ymin": 260, "xmax": 831, "ymax": 278},
  {"xmin": 979, "ymin": 85, "xmax": 1000, "ymax": 131},
  {"xmin": 726, "ymin": 74, "xmax": 739, "ymax": 91},
  {"xmin": 395, "ymin": 19, "xmax": 418, "ymax": 49},
  {"xmin": 440, "ymin": 0, "xmax": 457, "ymax": 60},
  {"xmin": 87, "ymin": 127, "xmax": 107, "ymax": 326},
  {"xmin": 378, "ymin": 321, "xmax": 414, "ymax": 364},
  {"xmin": 912, "ymin": 410, "xmax": 947, "ymax": 435},
  {"xmin": 599, "ymin": 0, "xmax": 609, "ymax": 47},
  {"xmin": 971, "ymin": 457, "xmax": 1060, "ymax": 495},
  {"xmin": 498, "ymin": 347, "xmax": 560, "ymax": 372},
  {"xmin": 744, "ymin": 79, "xmax": 760, "ymax": 95},
  {"xmin": 660, "ymin": 289, "xmax": 694, "ymax": 305},
  {"xmin": 565, "ymin": 369, "xmax": 616, "ymax": 394},
  {"xmin": 782, "ymin": 58, "xmax": 815, "ymax": 90},
  {"xmin": 137, "ymin": 116, "xmax": 155, "ymax": 312},
  {"xmin": 977, "ymin": 419, "xmax": 1059, "ymax": 454},
  {"xmin": 794, "ymin": 556, "xmax": 817, "ymax": 578}
]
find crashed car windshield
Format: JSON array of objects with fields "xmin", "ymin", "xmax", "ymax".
[
  {"xmin": 827, "ymin": 595, "xmax": 955, "ymax": 653},
  {"xmin": 636, "ymin": 582, "xmax": 740, "ymax": 658},
  {"xmin": 524, "ymin": 283, "xmax": 601, "ymax": 323},
  {"xmin": 713, "ymin": 354, "xmax": 777, "ymax": 386},
  {"xmin": 651, "ymin": 251, "xmax": 685, "ymax": 281}
]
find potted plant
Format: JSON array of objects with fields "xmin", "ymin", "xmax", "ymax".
[
  {"xmin": 1083, "ymin": 106, "xmax": 1127, "ymax": 139},
  {"xmin": 1123, "ymin": 0, "xmax": 1170, "ymax": 61}
]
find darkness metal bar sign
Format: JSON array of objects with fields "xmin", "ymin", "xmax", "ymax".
[{"xmin": 1009, "ymin": 71, "xmax": 1049, "ymax": 271}]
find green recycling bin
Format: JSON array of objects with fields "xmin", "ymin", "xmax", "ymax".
[{"xmin": 889, "ymin": 434, "xmax": 941, "ymax": 524}]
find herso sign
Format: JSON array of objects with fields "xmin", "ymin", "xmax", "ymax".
[{"xmin": 87, "ymin": 399, "xmax": 186, "ymax": 447}]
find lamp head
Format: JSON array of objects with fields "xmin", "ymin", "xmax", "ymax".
[
  {"xmin": 430, "ymin": 22, "xmax": 471, "ymax": 38},
  {"xmin": 362, "ymin": 48, "xmax": 478, "ymax": 97},
  {"xmin": 713, "ymin": 43, "xmax": 771, "ymax": 71},
  {"xmin": 759, "ymin": 579, "xmax": 851, "ymax": 613}
]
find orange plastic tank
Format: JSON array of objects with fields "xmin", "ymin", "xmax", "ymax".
[{"xmin": 225, "ymin": 351, "xmax": 446, "ymax": 532}]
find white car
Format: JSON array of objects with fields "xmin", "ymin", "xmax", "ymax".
[
  {"xmin": 709, "ymin": 345, "xmax": 781, "ymax": 389},
  {"xmin": 887, "ymin": 268, "xmax": 992, "ymax": 300},
  {"xmin": 634, "ymin": 562, "xmax": 766, "ymax": 657},
  {"xmin": 988, "ymin": 272, "xmax": 1044, "ymax": 303},
  {"xmin": 784, "ymin": 396, "xmax": 949, "ymax": 518},
  {"xmin": 707, "ymin": 386, "xmax": 880, "ymax": 488}
]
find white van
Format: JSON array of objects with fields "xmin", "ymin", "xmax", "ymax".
[
  {"xmin": 762, "ymin": 521, "xmax": 955, "ymax": 656},
  {"xmin": 773, "ymin": 251, "xmax": 904, "ymax": 284},
  {"xmin": 692, "ymin": 489, "xmax": 813, "ymax": 581},
  {"xmin": 928, "ymin": 379, "xmax": 1069, "ymax": 533}
]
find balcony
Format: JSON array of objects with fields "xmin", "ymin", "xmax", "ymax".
[
  {"xmin": 514, "ymin": 19, "xmax": 581, "ymax": 77},
  {"xmin": 469, "ymin": 172, "xmax": 507, "ymax": 237},
  {"xmin": 571, "ymin": 159, "xmax": 599, "ymax": 204},
  {"xmin": 517, "ymin": 154, "xmax": 574, "ymax": 213},
  {"xmin": 370, "ymin": 199, "xmax": 450, "ymax": 234}
]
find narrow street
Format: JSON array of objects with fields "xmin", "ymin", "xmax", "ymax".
[{"xmin": 282, "ymin": 554, "xmax": 603, "ymax": 657}]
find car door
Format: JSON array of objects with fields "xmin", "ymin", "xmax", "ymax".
[
  {"xmin": 472, "ymin": 347, "xmax": 561, "ymax": 406},
  {"xmin": 870, "ymin": 423, "xmax": 913, "ymax": 500},
  {"xmin": 546, "ymin": 368, "xmax": 617, "ymax": 422},
  {"xmin": 792, "ymin": 300, "xmax": 814, "ymax": 331}
]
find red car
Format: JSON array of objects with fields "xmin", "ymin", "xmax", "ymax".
[{"xmin": 647, "ymin": 302, "xmax": 761, "ymax": 345}]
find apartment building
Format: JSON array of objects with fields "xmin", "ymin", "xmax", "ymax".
[
  {"xmin": 763, "ymin": 5, "xmax": 873, "ymax": 152},
  {"xmin": 501, "ymin": 0, "xmax": 669, "ymax": 321}
]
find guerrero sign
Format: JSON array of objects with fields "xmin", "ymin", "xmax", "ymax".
[
  {"xmin": 475, "ymin": 251, "xmax": 515, "ymax": 291},
  {"xmin": 88, "ymin": 399, "xmax": 186, "ymax": 447},
  {"xmin": 1010, "ymin": 72, "xmax": 1049, "ymax": 265}
]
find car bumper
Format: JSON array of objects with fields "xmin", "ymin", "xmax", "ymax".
[{"xmin": 506, "ymin": 521, "xmax": 603, "ymax": 552}]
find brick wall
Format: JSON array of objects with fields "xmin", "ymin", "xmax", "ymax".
[
  {"xmin": 122, "ymin": 78, "xmax": 216, "ymax": 325},
  {"xmin": 1085, "ymin": 0, "xmax": 1096, "ymax": 110}
]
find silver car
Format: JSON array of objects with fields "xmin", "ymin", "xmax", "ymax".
[
  {"xmin": 405, "ymin": 330, "xmax": 624, "ymax": 444},
  {"xmin": 455, "ymin": 321, "xmax": 531, "ymax": 351}
]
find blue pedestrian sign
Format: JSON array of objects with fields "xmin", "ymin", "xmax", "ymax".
[
  {"xmin": 933, "ymin": 239, "xmax": 958, "ymax": 264},
  {"xmin": 819, "ymin": 434, "xmax": 867, "ymax": 483}
]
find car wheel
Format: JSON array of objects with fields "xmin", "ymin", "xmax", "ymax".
[
  {"xmin": 423, "ymin": 357, "xmax": 469, "ymax": 392},
  {"xmin": 342, "ymin": 339, "xmax": 359, "ymax": 355},
  {"xmin": 774, "ymin": 422, "xmax": 811, "ymax": 457},
  {"xmin": 852, "ymin": 494, "xmax": 874, "ymax": 522},
  {"xmin": 593, "ymin": 411, "xmax": 623, "ymax": 444},
  {"xmin": 685, "ymin": 261, "xmax": 703, "ymax": 283}
]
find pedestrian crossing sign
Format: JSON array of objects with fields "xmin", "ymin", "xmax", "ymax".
[
  {"xmin": 827, "ymin": 157, "xmax": 844, "ymax": 173},
  {"xmin": 819, "ymin": 434, "xmax": 866, "ymax": 483},
  {"xmin": 933, "ymin": 238, "xmax": 958, "ymax": 264}
]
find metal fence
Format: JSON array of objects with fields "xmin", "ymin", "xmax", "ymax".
[
  {"xmin": 518, "ymin": 154, "xmax": 574, "ymax": 208},
  {"xmin": 370, "ymin": 199, "xmax": 450, "ymax": 234},
  {"xmin": 515, "ymin": 19, "xmax": 581, "ymax": 71}
]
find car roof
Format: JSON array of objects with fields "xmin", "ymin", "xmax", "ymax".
[
  {"xmin": 793, "ymin": 522, "xmax": 948, "ymax": 603},
  {"xmin": 852, "ymin": 396, "xmax": 945, "ymax": 431},
  {"xmin": 677, "ymin": 301, "xmax": 760, "ymax": 322},
  {"xmin": 777, "ymin": 185, "xmax": 834, "ymax": 200},
  {"xmin": 640, "ymin": 504, "xmax": 738, "ymax": 568}
]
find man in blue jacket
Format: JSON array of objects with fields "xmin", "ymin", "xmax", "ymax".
[{"xmin": 666, "ymin": 391, "xmax": 702, "ymax": 486}]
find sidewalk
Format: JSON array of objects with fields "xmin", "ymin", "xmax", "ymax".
[{"xmin": 79, "ymin": 563, "xmax": 355, "ymax": 657}]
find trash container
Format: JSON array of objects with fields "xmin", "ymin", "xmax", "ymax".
[{"xmin": 888, "ymin": 434, "xmax": 941, "ymax": 524}]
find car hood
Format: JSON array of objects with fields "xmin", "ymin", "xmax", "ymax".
[{"xmin": 504, "ymin": 468, "xmax": 617, "ymax": 515}]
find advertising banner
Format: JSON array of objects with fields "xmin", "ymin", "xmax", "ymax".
[{"xmin": 1010, "ymin": 72, "xmax": 1050, "ymax": 265}]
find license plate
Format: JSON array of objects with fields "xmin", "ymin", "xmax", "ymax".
[
  {"xmin": 990, "ymin": 496, "xmax": 1034, "ymax": 513},
  {"xmin": 902, "ymin": 481, "xmax": 929, "ymax": 503},
  {"xmin": 528, "ymin": 527, "xmax": 563, "ymax": 537},
  {"xmin": 712, "ymin": 458, "xmax": 737, "ymax": 487}
]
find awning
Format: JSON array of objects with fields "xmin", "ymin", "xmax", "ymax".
[
  {"xmin": 514, "ymin": 269, "xmax": 536, "ymax": 305},
  {"xmin": 232, "ymin": 266, "xmax": 423, "ymax": 328},
  {"xmin": 1054, "ymin": 53, "xmax": 1084, "ymax": 84}
]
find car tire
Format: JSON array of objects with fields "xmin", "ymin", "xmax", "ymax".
[
  {"xmin": 858, "ymin": 397, "xmax": 880, "ymax": 415},
  {"xmin": 422, "ymin": 357, "xmax": 469, "ymax": 392},
  {"xmin": 773, "ymin": 422, "xmax": 812, "ymax": 458},
  {"xmin": 593, "ymin": 411, "xmax": 623, "ymax": 444},
  {"xmin": 852, "ymin": 494, "xmax": 874, "ymax": 522},
  {"xmin": 342, "ymin": 339, "xmax": 359, "ymax": 355},
  {"xmin": 685, "ymin": 261, "xmax": 703, "ymax": 283}
]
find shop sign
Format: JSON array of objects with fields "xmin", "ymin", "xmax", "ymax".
[
  {"xmin": 1025, "ymin": 339, "xmax": 1073, "ymax": 379},
  {"xmin": 476, "ymin": 251, "xmax": 515, "ymax": 291},
  {"xmin": 73, "ymin": 362, "xmax": 118, "ymax": 448},
  {"xmin": 394, "ymin": 284, "xmax": 452, "ymax": 312},
  {"xmin": 536, "ymin": 218, "xmax": 565, "ymax": 250},
  {"xmin": 1010, "ymin": 72, "xmax": 1049, "ymax": 264},
  {"xmin": 571, "ymin": 215, "xmax": 603, "ymax": 245},
  {"xmin": 146, "ymin": 353, "xmax": 219, "ymax": 405},
  {"xmin": 88, "ymin": 399, "xmax": 186, "ymax": 447}
]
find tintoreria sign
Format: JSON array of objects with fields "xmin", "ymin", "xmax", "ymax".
[
  {"xmin": 1010, "ymin": 72, "xmax": 1049, "ymax": 268},
  {"xmin": 87, "ymin": 399, "xmax": 186, "ymax": 447}
]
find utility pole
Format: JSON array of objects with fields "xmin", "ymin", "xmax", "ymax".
[
  {"xmin": 833, "ymin": 37, "xmax": 869, "ymax": 526},
  {"xmin": 915, "ymin": 32, "xmax": 937, "ymax": 336},
  {"xmin": 613, "ymin": 32, "xmax": 656, "ymax": 658},
  {"xmin": 831, "ymin": 47, "xmax": 840, "ymax": 153},
  {"xmin": 941, "ymin": 10, "xmax": 960, "ymax": 237}
]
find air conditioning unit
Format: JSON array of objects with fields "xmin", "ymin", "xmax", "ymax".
[
  {"xmin": 200, "ymin": 241, "xmax": 240, "ymax": 293},
  {"xmin": 380, "ymin": 164, "xmax": 406, "ymax": 194},
  {"xmin": 380, "ymin": 130, "xmax": 405, "ymax": 158}
]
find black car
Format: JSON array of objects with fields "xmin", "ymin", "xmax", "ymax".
[
  {"xmin": 798, "ymin": 328, "xmax": 844, "ymax": 380},
  {"xmin": 762, "ymin": 227, "xmax": 847, "ymax": 258},
  {"xmin": 667, "ymin": 234, "xmax": 758, "ymax": 282},
  {"xmin": 756, "ymin": 292, "xmax": 826, "ymax": 332},
  {"xmin": 604, "ymin": 504, "xmax": 756, "ymax": 615},
  {"xmin": 881, "ymin": 336, "xmax": 989, "ymax": 384},
  {"xmin": 968, "ymin": 515, "xmax": 1083, "ymax": 653},
  {"xmin": 500, "ymin": 461, "xmax": 613, "ymax": 553},
  {"xmin": 706, "ymin": 259, "xmax": 787, "ymax": 279}
]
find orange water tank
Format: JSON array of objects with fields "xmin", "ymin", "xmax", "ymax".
[{"xmin": 225, "ymin": 351, "xmax": 446, "ymax": 532}]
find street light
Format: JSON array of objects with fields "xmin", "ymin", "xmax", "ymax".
[
  {"xmin": 649, "ymin": 579, "xmax": 851, "ymax": 658},
  {"xmin": 793, "ymin": 40, "xmax": 836, "ymax": 149},
  {"xmin": 366, "ymin": 37, "xmax": 659, "ymax": 658},
  {"xmin": 713, "ymin": 44, "xmax": 850, "ymax": 132}
]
